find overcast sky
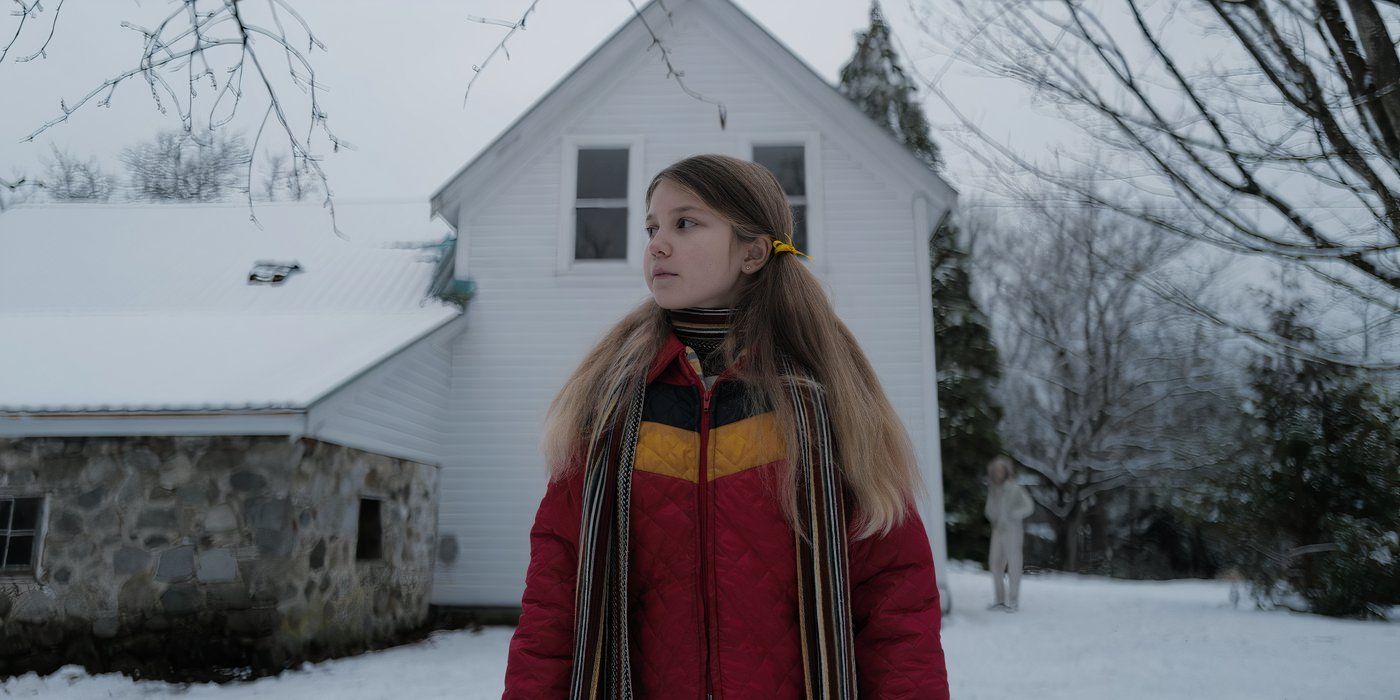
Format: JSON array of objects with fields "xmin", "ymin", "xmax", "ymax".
[
  {"xmin": 3, "ymin": 1, "xmax": 1392, "ymax": 358},
  {"xmin": 0, "ymin": 0, "xmax": 1066, "ymax": 204}
]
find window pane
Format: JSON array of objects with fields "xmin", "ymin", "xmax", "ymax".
[
  {"xmin": 0, "ymin": 500, "xmax": 10, "ymax": 530},
  {"xmin": 3, "ymin": 534, "xmax": 32, "ymax": 568},
  {"xmin": 11, "ymin": 498, "xmax": 38, "ymax": 531},
  {"xmin": 356, "ymin": 499, "xmax": 382, "ymax": 561},
  {"xmin": 575, "ymin": 208, "xmax": 628, "ymax": 260},
  {"xmin": 754, "ymin": 145, "xmax": 805, "ymax": 196},
  {"xmin": 792, "ymin": 204, "xmax": 807, "ymax": 253},
  {"xmin": 577, "ymin": 148, "xmax": 629, "ymax": 199}
]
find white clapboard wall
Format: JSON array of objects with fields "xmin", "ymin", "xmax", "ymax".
[{"xmin": 430, "ymin": 0, "xmax": 955, "ymax": 608}]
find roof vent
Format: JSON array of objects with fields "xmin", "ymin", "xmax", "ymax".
[{"xmin": 248, "ymin": 260, "xmax": 304, "ymax": 285}]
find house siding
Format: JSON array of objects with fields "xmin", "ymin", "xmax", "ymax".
[
  {"xmin": 432, "ymin": 3, "xmax": 947, "ymax": 606},
  {"xmin": 307, "ymin": 318, "xmax": 461, "ymax": 467}
]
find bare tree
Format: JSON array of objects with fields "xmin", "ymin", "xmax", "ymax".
[
  {"xmin": 39, "ymin": 143, "xmax": 113, "ymax": 201},
  {"xmin": 120, "ymin": 127, "xmax": 250, "ymax": 201},
  {"xmin": 5, "ymin": 0, "xmax": 345, "ymax": 222},
  {"xmin": 4, "ymin": 1, "xmax": 727, "ymax": 230},
  {"xmin": 283, "ymin": 153, "xmax": 316, "ymax": 201},
  {"xmin": 259, "ymin": 148, "xmax": 319, "ymax": 202},
  {"xmin": 971, "ymin": 187, "xmax": 1245, "ymax": 571},
  {"xmin": 917, "ymin": 0, "xmax": 1400, "ymax": 368},
  {"xmin": 261, "ymin": 150, "xmax": 288, "ymax": 201}
]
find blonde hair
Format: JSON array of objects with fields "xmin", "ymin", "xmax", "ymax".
[{"xmin": 540, "ymin": 154, "xmax": 925, "ymax": 541}]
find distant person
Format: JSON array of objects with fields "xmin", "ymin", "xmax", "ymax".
[{"xmin": 985, "ymin": 455, "xmax": 1034, "ymax": 611}]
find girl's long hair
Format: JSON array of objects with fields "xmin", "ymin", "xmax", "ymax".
[{"xmin": 539, "ymin": 153, "xmax": 925, "ymax": 541}]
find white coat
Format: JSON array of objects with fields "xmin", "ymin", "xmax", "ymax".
[{"xmin": 984, "ymin": 479, "xmax": 1034, "ymax": 531}]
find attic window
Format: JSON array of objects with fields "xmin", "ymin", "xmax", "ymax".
[
  {"xmin": 248, "ymin": 260, "xmax": 303, "ymax": 285},
  {"xmin": 753, "ymin": 145, "xmax": 808, "ymax": 252},
  {"xmin": 574, "ymin": 147, "xmax": 629, "ymax": 260}
]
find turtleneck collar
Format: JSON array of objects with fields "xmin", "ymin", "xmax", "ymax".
[{"xmin": 667, "ymin": 306, "xmax": 737, "ymax": 378}]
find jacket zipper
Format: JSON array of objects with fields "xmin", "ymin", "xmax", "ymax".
[
  {"xmin": 682, "ymin": 353, "xmax": 722, "ymax": 700},
  {"xmin": 698, "ymin": 384, "xmax": 714, "ymax": 700},
  {"xmin": 682, "ymin": 348, "xmax": 738, "ymax": 700}
]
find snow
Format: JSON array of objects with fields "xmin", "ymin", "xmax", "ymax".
[
  {"xmin": 0, "ymin": 201, "xmax": 460, "ymax": 412},
  {"xmin": 0, "ymin": 312, "xmax": 455, "ymax": 412},
  {"xmin": 3, "ymin": 565, "xmax": 1397, "ymax": 699}
]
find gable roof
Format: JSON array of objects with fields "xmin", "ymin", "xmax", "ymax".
[
  {"xmin": 430, "ymin": 0, "xmax": 956, "ymax": 226},
  {"xmin": 0, "ymin": 200, "xmax": 461, "ymax": 414}
]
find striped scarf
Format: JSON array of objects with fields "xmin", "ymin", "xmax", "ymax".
[
  {"xmin": 667, "ymin": 306, "xmax": 735, "ymax": 379},
  {"xmin": 567, "ymin": 337, "xmax": 857, "ymax": 698}
]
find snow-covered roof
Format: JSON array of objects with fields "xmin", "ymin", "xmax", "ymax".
[{"xmin": 0, "ymin": 200, "xmax": 461, "ymax": 413}]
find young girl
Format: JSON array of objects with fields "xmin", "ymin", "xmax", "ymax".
[{"xmin": 502, "ymin": 154, "xmax": 949, "ymax": 699}]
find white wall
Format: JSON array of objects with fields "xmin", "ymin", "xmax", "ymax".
[
  {"xmin": 432, "ymin": 4, "xmax": 947, "ymax": 606},
  {"xmin": 307, "ymin": 318, "xmax": 461, "ymax": 467}
]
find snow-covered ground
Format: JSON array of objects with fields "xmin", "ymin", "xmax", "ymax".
[{"xmin": 4, "ymin": 562, "xmax": 1398, "ymax": 699}]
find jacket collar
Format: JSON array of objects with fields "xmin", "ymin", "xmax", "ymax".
[
  {"xmin": 646, "ymin": 330, "xmax": 753, "ymax": 386},
  {"xmin": 646, "ymin": 332, "xmax": 688, "ymax": 384}
]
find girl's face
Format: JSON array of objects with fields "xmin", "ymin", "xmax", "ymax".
[{"xmin": 644, "ymin": 179, "xmax": 768, "ymax": 309}]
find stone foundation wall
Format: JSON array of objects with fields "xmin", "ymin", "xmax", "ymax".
[{"xmin": 0, "ymin": 434, "xmax": 438, "ymax": 679}]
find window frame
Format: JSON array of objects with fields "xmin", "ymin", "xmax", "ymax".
[
  {"xmin": 0, "ymin": 493, "xmax": 47, "ymax": 582},
  {"xmin": 559, "ymin": 135, "xmax": 646, "ymax": 275},
  {"xmin": 354, "ymin": 495, "xmax": 386, "ymax": 563},
  {"xmin": 743, "ymin": 131, "xmax": 824, "ymax": 272}
]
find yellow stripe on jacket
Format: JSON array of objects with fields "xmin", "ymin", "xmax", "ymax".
[{"xmin": 634, "ymin": 412, "xmax": 786, "ymax": 482}]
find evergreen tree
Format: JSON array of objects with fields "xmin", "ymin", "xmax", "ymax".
[
  {"xmin": 838, "ymin": 0, "xmax": 1002, "ymax": 561},
  {"xmin": 836, "ymin": 1, "xmax": 941, "ymax": 171},
  {"xmin": 930, "ymin": 219, "xmax": 1004, "ymax": 561},
  {"xmin": 1225, "ymin": 302, "xmax": 1400, "ymax": 618}
]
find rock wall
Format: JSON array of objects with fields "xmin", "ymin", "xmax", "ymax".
[{"xmin": 0, "ymin": 435, "xmax": 438, "ymax": 680}]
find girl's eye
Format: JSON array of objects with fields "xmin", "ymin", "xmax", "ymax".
[{"xmin": 644, "ymin": 219, "xmax": 695, "ymax": 238}]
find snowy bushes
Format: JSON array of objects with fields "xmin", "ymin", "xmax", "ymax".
[
  {"xmin": 1305, "ymin": 515, "xmax": 1400, "ymax": 618},
  {"xmin": 1220, "ymin": 304, "xmax": 1400, "ymax": 619}
]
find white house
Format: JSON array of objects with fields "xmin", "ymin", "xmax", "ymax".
[
  {"xmin": 0, "ymin": 200, "xmax": 461, "ymax": 447},
  {"xmin": 0, "ymin": 200, "xmax": 463, "ymax": 672},
  {"xmin": 429, "ymin": 0, "xmax": 957, "ymax": 610},
  {"xmin": 0, "ymin": 2, "xmax": 959, "ymax": 665}
]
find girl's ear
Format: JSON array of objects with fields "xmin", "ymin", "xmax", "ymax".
[{"xmin": 742, "ymin": 236, "xmax": 773, "ymax": 272}]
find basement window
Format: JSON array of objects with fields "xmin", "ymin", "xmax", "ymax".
[
  {"xmin": 1, "ymin": 496, "xmax": 43, "ymax": 573},
  {"xmin": 355, "ymin": 497, "xmax": 383, "ymax": 561}
]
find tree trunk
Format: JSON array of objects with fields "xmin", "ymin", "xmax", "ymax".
[
  {"xmin": 1057, "ymin": 502, "xmax": 1085, "ymax": 572},
  {"xmin": 1346, "ymin": 0, "xmax": 1400, "ymax": 160}
]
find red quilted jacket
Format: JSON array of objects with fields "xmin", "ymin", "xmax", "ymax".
[{"xmin": 503, "ymin": 333, "xmax": 949, "ymax": 699}]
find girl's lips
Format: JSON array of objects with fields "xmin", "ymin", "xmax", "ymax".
[{"xmin": 653, "ymin": 273, "xmax": 678, "ymax": 279}]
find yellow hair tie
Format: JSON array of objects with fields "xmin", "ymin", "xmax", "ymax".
[{"xmin": 772, "ymin": 238, "xmax": 812, "ymax": 260}]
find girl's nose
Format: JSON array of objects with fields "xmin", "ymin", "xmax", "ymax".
[{"xmin": 647, "ymin": 234, "xmax": 669, "ymax": 257}]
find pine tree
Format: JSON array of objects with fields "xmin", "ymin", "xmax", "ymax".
[
  {"xmin": 836, "ymin": 1, "xmax": 941, "ymax": 171},
  {"xmin": 838, "ymin": 0, "xmax": 1002, "ymax": 561},
  {"xmin": 930, "ymin": 219, "xmax": 1004, "ymax": 561},
  {"xmin": 1226, "ymin": 302, "xmax": 1400, "ymax": 618}
]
